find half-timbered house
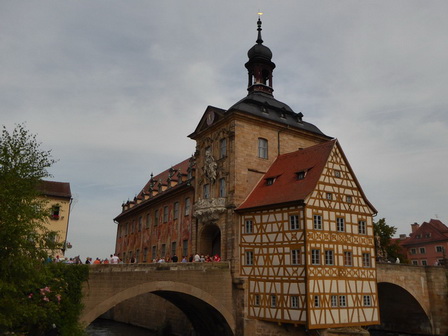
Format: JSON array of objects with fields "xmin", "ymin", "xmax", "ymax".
[{"xmin": 237, "ymin": 140, "xmax": 379, "ymax": 329}]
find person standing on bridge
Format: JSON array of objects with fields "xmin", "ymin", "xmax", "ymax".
[
  {"xmin": 110, "ymin": 254, "xmax": 119, "ymax": 264},
  {"xmin": 194, "ymin": 253, "xmax": 200, "ymax": 262}
]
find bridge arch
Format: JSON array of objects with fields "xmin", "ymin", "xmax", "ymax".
[
  {"xmin": 376, "ymin": 282, "xmax": 432, "ymax": 334},
  {"xmin": 82, "ymin": 280, "xmax": 235, "ymax": 335}
]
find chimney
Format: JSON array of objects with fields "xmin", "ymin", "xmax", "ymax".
[
  {"xmin": 399, "ymin": 234, "xmax": 407, "ymax": 240},
  {"xmin": 411, "ymin": 222, "xmax": 420, "ymax": 233}
]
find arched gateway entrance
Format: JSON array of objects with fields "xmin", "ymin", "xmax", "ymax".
[{"xmin": 199, "ymin": 224, "xmax": 221, "ymax": 257}]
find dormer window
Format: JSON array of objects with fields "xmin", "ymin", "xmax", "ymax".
[
  {"xmin": 266, "ymin": 177, "xmax": 275, "ymax": 186},
  {"xmin": 296, "ymin": 171, "xmax": 306, "ymax": 180}
]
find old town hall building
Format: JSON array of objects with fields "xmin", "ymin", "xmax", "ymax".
[{"xmin": 114, "ymin": 18, "xmax": 379, "ymax": 331}]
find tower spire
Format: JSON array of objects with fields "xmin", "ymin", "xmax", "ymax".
[
  {"xmin": 256, "ymin": 17, "xmax": 263, "ymax": 44},
  {"xmin": 245, "ymin": 16, "xmax": 276, "ymax": 96}
]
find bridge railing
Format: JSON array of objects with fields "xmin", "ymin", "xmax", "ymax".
[{"xmin": 87, "ymin": 261, "xmax": 231, "ymax": 273}]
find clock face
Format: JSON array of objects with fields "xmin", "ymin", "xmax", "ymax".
[{"xmin": 206, "ymin": 111, "xmax": 215, "ymax": 125}]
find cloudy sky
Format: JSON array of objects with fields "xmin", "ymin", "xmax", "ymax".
[{"xmin": 1, "ymin": 1, "xmax": 447, "ymax": 259}]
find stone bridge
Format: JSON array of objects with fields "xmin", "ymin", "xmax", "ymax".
[
  {"xmin": 81, "ymin": 262, "xmax": 236, "ymax": 335},
  {"xmin": 81, "ymin": 262, "xmax": 448, "ymax": 336},
  {"xmin": 376, "ymin": 263, "xmax": 448, "ymax": 335}
]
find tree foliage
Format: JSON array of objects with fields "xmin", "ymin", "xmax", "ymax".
[
  {"xmin": 0, "ymin": 124, "xmax": 88, "ymax": 335},
  {"xmin": 373, "ymin": 218, "xmax": 406, "ymax": 262}
]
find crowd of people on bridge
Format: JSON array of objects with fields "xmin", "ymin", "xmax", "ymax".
[
  {"xmin": 153, "ymin": 253, "xmax": 221, "ymax": 263},
  {"xmin": 49, "ymin": 253, "xmax": 222, "ymax": 265}
]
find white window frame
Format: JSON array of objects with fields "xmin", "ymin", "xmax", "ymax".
[
  {"xmin": 245, "ymin": 220, "xmax": 253, "ymax": 234},
  {"xmin": 337, "ymin": 217, "xmax": 345, "ymax": 232},
  {"xmin": 362, "ymin": 253, "xmax": 371, "ymax": 267},
  {"xmin": 358, "ymin": 220, "xmax": 367, "ymax": 234},
  {"xmin": 311, "ymin": 249, "xmax": 320, "ymax": 265},
  {"xmin": 271, "ymin": 295, "xmax": 277, "ymax": 308},
  {"xmin": 291, "ymin": 249, "xmax": 300, "ymax": 265},
  {"xmin": 325, "ymin": 250, "xmax": 334, "ymax": 265},
  {"xmin": 331, "ymin": 295, "xmax": 338, "ymax": 307},
  {"xmin": 290, "ymin": 215, "xmax": 300, "ymax": 230},
  {"xmin": 363, "ymin": 295, "xmax": 372, "ymax": 306},
  {"xmin": 344, "ymin": 251, "xmax": 353, "ymax": 266},
  {"xmin": 245, "ymin": 251, "xmax": 254, "ymax": 265},
  {"xmin": 291, "ymin": 296, "xmax": 299, "ymax": 309},
  {"xmin": 313, "ymin": 215, "xmax": 322, "ymax": 230},
  {"xmin": 254, "ymin": 294, "xmax": 260, "ymax": 306}
]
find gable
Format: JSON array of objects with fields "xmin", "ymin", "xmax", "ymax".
[
  {"xmin": 306, "ymin": 141, "xmax": 377, "ymax": 215},
  {"xmin": 188, "ymin": 106, "xmax": 226, "ymax": 139}
]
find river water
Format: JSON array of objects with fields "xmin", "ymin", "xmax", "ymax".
[{"xmin": 86, "ymin": 319, "xmax": 157, "ymax": 335}]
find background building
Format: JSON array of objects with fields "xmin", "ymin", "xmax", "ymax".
[
  {"xmin": 399, "ymin": 219, "xmax": 448, "ymax": 266},
  {"xmin": 38, "ymin": 180, "xmax": 72, "ymax": 257}
]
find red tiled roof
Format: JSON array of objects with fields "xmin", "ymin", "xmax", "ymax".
[
  {"xmin": 38, "ymin": 180, "xmax": 71, "ymax": 198},
  {"xmin": 237, "ymin": 140, "xmax": 336, "ymax": 211},
  {"xmin": 137, "ymin": 158, "xmax": 191, "ymax": 198},
  {"xmin": 401, "ymin": 219, "xmax": 448, "ymax": 246}
]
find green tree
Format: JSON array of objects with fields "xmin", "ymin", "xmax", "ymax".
[
  {"xmin": 373, "ymin": 218, "xmax": 407, "ymax": 262},
  {"xmin": 0, "ymin": 124, "xmax": 88, "ymax": 335}
]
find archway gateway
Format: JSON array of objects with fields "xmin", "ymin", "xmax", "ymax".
[{"xmin": 199, "ymin": 224, "xmax": 221, "ymax": 257}]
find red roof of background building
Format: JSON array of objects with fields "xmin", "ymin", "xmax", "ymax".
[
  {"xmin": 401, "ymin": 219, "xmax": 448, "ymax": 246},
  {"xmin": 237, "ymin": 140, "xmax": 336, "ymax": 211},
  {"xmin": 38, "ymin": 180, "xmax": 72, "ymax": 199},
  {"xmin": 137, "ymin": 157, "xmax": 191, "ymax": 198}
]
